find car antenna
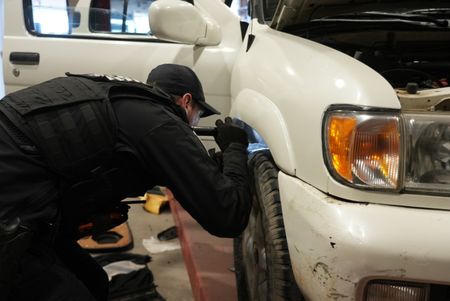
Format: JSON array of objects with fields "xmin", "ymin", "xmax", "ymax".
[{"xmin": 246, "ymin": 0, "xmax": 256, "ymax": 52}]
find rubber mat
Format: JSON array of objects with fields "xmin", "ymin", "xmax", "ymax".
[{"xmin": 78, "ymin": 222, "xmax": 134, "ymax": 253}]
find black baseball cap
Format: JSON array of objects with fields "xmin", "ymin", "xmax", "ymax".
[{"xmin": 146, "ymin": 64, "xmax": 221, "ymax": 117}]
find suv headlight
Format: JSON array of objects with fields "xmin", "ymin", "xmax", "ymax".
[
  {"xmin": 323, "ymin": 106, "xmax": 450, "ymax": 195},
  {"xmin": 404, "ymin": 113, "xmax": 450, "ymax": 194}
]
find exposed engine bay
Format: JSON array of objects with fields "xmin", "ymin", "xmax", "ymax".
[{"xmin": 290, "ymin": 29, "xmax": 450, "ymax": 111}]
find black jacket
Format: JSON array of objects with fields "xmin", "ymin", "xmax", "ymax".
[
  {"xmin": 0, "ymin": 77, "xmax": 251, "ymax": 238},
  {"xmin": 110, "ymin": 96, "xmax": 251, "ymax": 237}
]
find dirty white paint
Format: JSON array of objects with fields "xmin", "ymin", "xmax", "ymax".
[{"xmin": 279, "ymin": 171, "xmax": 450, "ymax": 300}]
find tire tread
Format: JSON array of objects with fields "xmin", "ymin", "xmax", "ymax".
[{"xmin": 234, "ymin": 152, "xmax": 303, "ymax": 301}]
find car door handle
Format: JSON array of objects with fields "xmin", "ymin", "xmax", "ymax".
[{"xmin": 9, "ymin": 52, "xmax": 40, "ymax": 65}]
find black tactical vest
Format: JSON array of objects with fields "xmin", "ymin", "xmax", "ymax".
[{"xmin": 0, "ymin": 73, "xmax": 175, "ymax": 182}]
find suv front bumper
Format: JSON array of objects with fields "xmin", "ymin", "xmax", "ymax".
[{"xmin": 278, "ymin": 171, "xmax": 450, "ymax": 301}]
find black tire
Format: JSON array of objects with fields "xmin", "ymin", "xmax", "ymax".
[{"xmin": 234, "ymin": 152, "xmax": 303, "ymax": 301}]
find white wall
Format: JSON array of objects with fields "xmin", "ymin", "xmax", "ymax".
[{"xmin": 0, "ymin": 0, "xmax": 4, "ymax": 98}]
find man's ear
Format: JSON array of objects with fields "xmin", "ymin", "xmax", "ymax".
[
  {"xmin": 178, "ymin": 93, "xmax": 193, "ymax": 109},
  {"xmin": 175, "ymin": 93, "xmax": 194, "ymax": 111},
  {"xmin": 175, "ymin": 94, "xmax": 188, "ymax": 107}
]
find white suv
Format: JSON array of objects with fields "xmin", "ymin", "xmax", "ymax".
[{"xmin": 3, "ymin": 0, "xmax": 450, "ymax": 300}]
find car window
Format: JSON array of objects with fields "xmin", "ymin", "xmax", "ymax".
[
  {"xmin": 231, "ymin": 0, "xmax": 250, "ymax": 22},
  {"xmin": 262, "ymin": 0, "xmax": 278, "ymax": 22},
  {"xmin": 90, "ymin": 0, "xmax": 153, "ymax": 34},
  {"xmin": 252, "ymin": 0, "xmax": 279, "ymax": 24},
  {"xmin": 28, "ymin": 0, "xmax": 71, "ymax": 34},
  {"xmin": 24, "ymin": 0, "xmax": 157, "ymax": 37}
]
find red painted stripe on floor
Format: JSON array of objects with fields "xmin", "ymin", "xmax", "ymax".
[{"xmin": 170, "ymin": 200, "xmax": 238, "ymax": 301}]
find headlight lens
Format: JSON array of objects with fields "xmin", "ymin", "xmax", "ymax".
[
  {"xmin": 325, "ymin": 111, "xmax": 401, "ymax": 190},
  {"xmin": 403, "ymin": 113, "xmax": 450, "ymax": 194},
  {"xmin": 365, "ymin": 280, "xmax": 429, "ymax": 301},
  {"xmin": 324, "ymin": 108, "xmax": 450, "ymax": 195}
]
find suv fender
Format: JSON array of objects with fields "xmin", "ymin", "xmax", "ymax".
[{"xmin": 231, "ymin": 89, "xmax": 296, "ymax": 175}]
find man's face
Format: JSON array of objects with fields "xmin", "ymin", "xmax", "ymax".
[
  {"xmin": 176, "ymin": 94, "xmax": 204, "ymax": 126},
  {"xmin": 187, "ymin": 101, "xmax": 204, "ymax": 126}
]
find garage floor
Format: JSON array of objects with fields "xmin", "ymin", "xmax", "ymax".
[
  {"xmin": 84, "ymin": 197, "xmax": 237, "ymax": 301},
  {"xmin": 119, "ymin": 202, "xmax": 194, "ymax": 301}
]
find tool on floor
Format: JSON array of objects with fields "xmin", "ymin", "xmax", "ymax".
[
  {"xmin": 157, "ymin": 226, "xmax": 178, "ymax": 241},
  {"xmin": 78, "ymin": 187, "xmax": 175, "ymax": 252},
  {"xmin": 122, "ymin": 200, "xmax": 146, "ymax": 204},
  {"xmin": 138, "ymin": 187, "xmax": 174, "ymax": 215}
]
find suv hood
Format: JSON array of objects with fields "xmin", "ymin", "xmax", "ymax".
[{"xmin": 271, "ymin": 0, "xmax": 448, "ymax": 30}]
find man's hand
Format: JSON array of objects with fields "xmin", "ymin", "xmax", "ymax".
[{"xmin": 214, "ymin": 117, "xmax": 248, "ymax": 152}]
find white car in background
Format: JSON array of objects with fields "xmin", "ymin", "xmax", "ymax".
[{"xmin": 3, "ymin": 0, "xmax": 450, "ymax": 300}]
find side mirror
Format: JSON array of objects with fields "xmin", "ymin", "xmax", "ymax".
[{"xmin": 149, "ymin": 0, "xmax": 222, "ymax": 46}]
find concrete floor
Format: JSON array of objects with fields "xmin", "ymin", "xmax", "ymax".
[{"xmin": 124, "ymin": 203, "xmax": 194, "ymax": 301}]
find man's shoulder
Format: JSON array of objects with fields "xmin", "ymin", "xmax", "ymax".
[
  {"xmin": 112, "ymin": 97, "xmax": 187, "ymax": 131},
  {"xmin": 66, "ymin": 72, "xmax": 146, "ymax": 85}
]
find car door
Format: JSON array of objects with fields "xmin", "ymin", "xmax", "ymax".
[{"xmin": 3, "ymin": 0, "xmax": 243, "ymax": 131}]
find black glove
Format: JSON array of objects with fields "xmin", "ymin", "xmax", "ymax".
[
  {"xmin": 214, "ymin": 117, "xmax": 248, "ymax": 151},
  {"xmin": 208, "ymin": 148, "xmax": 224, "ymax": 171}
]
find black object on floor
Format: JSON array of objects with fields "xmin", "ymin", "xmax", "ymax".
[
  {"xmin": 94, "ymin": 253, "xmax": 165, "ymax": 301},
  {"xmin": 157, "ymin": 226, "xmax": 178, "ymax": 241}
]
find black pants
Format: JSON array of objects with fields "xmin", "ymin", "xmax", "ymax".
[{"xmin": 10, "ymin": 238, "xmax": 108, "ymax": 301}]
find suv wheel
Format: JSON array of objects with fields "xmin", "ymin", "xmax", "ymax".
[{"xmin": 234, "ymin": 152, "xmax": 302, "ymax": 301}]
